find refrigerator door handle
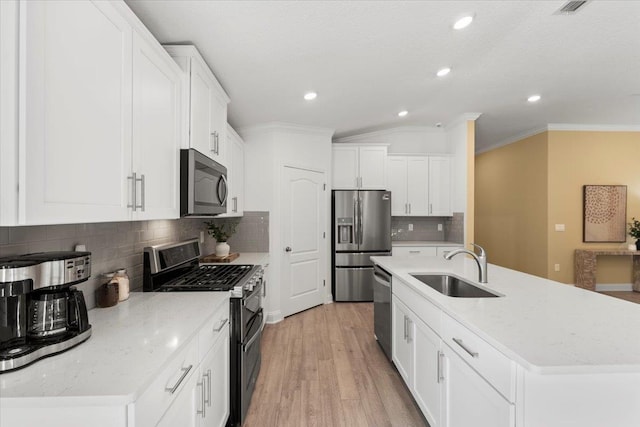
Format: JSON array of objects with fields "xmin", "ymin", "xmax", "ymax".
[
  {"xmin": 358, "ymin": 196, "xmax": 364, "ymax": 245},
  {"xmin": 353, "ymin": 197, "xmax": 359, "ymax": 246}
]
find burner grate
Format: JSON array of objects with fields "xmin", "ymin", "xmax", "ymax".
[{"xmin": 160, "ymin": 264, "xmax": 253, "ymax": 291}]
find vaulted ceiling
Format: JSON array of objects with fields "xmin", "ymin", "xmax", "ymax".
[{"xmin": 126, "ymin": 0, "xmax": 640, "ymax": 151}]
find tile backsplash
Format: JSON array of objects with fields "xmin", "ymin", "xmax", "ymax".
[
  {"xmin": 0, "ymin": 211, "xmax": 269, "ymax": 309},
  {"xmin": 392, "ymin": 212, "xmax": 464, "ymax": 243}
]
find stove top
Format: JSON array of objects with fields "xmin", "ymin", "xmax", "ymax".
[{"xmin": 156, "ymin": 264, "xmax": 255, "ymax": 292}]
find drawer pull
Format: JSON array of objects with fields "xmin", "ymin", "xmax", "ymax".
[
  {"xmin": 213, "ymin": 318, "xmax": 229, "ymax": 332},
  {"xmin": 165, "ymin": 365, "xmax": 193, "ymax": 394},
  {"xmin": 453, "ymin": 338, "xmax": 479, "ymax": 358},
  {"xmin": 409, "ymin": 250, "xmax": 421, "ymax": 254}
]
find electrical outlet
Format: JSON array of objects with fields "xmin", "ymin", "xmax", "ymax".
[
  {"xmin": 438, "ymin": 224, "xmax": 443, "ymax": 231},
  {"xmin": 408, "ymin": 224, "xmax": 413, "ymax": 231},
  {"xmin": 554, "ymin": 264, "xmax": 560, "ymax": 272},
  {"xmin": 200, "ymin": 231, "xmax": 205, "ymax": 243},
  {"xmin": 555, "ymin": 224, "xmax": 565, "ymax": 232}
]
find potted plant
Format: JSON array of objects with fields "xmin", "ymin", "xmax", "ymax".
[
  {"xmin": 204, "ymin": 219, "xmax": 239, "ymax": 256},
  {"xmin": 629, "ymin": 217, "xmax": 640, "ymax": 250}
]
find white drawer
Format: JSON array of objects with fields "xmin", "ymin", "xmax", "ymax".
[
  {"xmin": 135, "ymin": 337, "xmax": 199, "ymax": 426},
  {"xmin": 393, "ymin": 277, "xmax": 441, "ymax": 335},
  {"xmin": 198, "ymin": 297, "xmax": 230, "ymax": 357},
  {"xmin": 393, "ymin": 246, "xmax": 437, "ymax": 257},
  {"xmin": 441, "ymin": 313, "xmax": 515, "ymax": 402}
]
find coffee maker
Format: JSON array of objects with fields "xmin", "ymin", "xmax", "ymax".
[{"xmin": 0, "ymin": 251, "xmax": 92, "ymax": 373}]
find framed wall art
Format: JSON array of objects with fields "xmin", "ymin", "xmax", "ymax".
[{"xmin": 583, "ymin": 185, "xmax": 627, "ymax": 243}]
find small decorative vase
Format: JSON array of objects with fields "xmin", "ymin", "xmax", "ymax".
[
  {"xmin": 215, "ymin": 241, "xmax": 230, "ymax": 257},
  {"xmin": 635, "ymin": 239, "xmax": 640, "ymax": 251}
]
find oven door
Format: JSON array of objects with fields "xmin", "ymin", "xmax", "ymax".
[
  {"xmin": 240, "ymin": 314, "xmax": 263, "ymax": 425},
  {"xmin": 241, "ymin": 282, "xmax": 263, "ymax": 339},
  {"xmin": 180, "ymin": 148, "xmax": 228, "ymax": 216}
]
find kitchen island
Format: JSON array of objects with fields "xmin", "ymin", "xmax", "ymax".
[
  {"xmin": 0, "ymin": 292, "xmax": 230, "ymax": 427},
  {"xmin": 372, "ymin": 254, "xmax": 640, "ymax": 427}
]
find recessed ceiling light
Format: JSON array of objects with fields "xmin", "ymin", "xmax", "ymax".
[
  {"xmin": 453, "ymin": 15, "xmax": 474, "ymax": 30},
  {"xmin": 437, "ymin": 67, "xmax": 451, "ymax": 77},
  {"xmin": 304, "ymin": 92, "xmax": 317, "ymax": 101},
  {"xmin": 528, "ymin": 95, "xmax": 541, "ymax": 103},
  {"xmin": 398, "ymin": 110, "xmax": 408, "ymax": 117}
]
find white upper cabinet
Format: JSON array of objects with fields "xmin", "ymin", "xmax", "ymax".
[
  {"xmin": 19, "ymin": 1, "xmax": 134, "ymax": 225},
  {"xmin": 218, "ymin": 125, "xmax": 245, "ymax": 217},
  {"xmin": 131, "ymin": 32, "xmax": 182, "ymax": 220},
  {"xmin": 164, "ymin": 45, "xmax": 230, "ymax": 166},
  {"xmin": 429, "ymin": 156, "xmax": 452, "ymax": 216},
  {"xmin": 386, "ymin": 155, "xmax": 452, "ymax": 217},
  {"xmin": 332, "ymin": 144, "xmax": 387, "ymax": 189},
  {"xmin": 1, "ymin": 1, "xmax": 182, "ymax": 225}
]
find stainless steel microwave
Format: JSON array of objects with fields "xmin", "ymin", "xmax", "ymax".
[{"xmin": 180, "ymin": 149, "xmax": 227, "ymax": 216}]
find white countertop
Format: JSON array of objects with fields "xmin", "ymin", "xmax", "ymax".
[
  {"xmin": 0, "ymin": 292, "xmax": 229, "ymax": 404},
  {"xmin": 392, "ymin": 241, "xmax": 463, "ymax": 247},
  {"xmin": 372, "ymin": 255, "xmax": 640, "ymax": 375}
]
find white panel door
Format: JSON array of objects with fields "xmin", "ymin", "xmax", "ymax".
[
  {"xmin": 359, "ymin": 146, "xmax": 387, "ymax": 189},
  {"xmin": 442, "ymin": 344, "xmax": 514, "ymax": 427},
  {"xmin": 387, "ymin": 156, "xmax": 408, "ymax": 216},
  {"xmin": 22, "ymin": 0, "xmax": 132, "ymax": 224},
  {"xmin": 407, "ymin": 157, "xmax": 429, "ymax": 216},
  {"xmin": 392, "ymin": 298, "xmax": 413, "ymax": 386},
  {"xmin": 132, "ymin": 32, "xmax": 180, "ymax": 220},
  {"xmin": 332, "ymin": 146, "xmax": 359, "ymax": 189},
  {"xmin": 189, "ymin": 57, "xmax": 215, "ymax": 158},
  {"xmin": 429, "ymin": 156, "xmax": 452, "ymax": 216},
  {"xmin": 282, "ymin": 166, "xmax": 326, "ymax": 317},
  {"xmin": 413, "ymin": 316, "xmax": 442, "ymax": 427}
]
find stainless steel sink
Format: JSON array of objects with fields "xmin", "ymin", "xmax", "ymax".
[{"xmin": 410, "ymin": 274, "xmax": 501, "ymax": 298}]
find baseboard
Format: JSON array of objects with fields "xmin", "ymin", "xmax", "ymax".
[
  {"xmin": 265, "ymin": 310, "xmax": 284, "ymax": 324},
  {"xmin": 325, "ymin": 293, "xmax": 334, "ymax": 304},
  {"xmin": 595, "ymin": 283, "xmax": 633, "ymax": 292}
]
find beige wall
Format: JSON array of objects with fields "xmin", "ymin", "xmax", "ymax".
[
  {"xmin": 476, "ymin": 129, "xmax": 640, "ymax": 285},
  {"xmin": 475, "ymin": 132, "xmax": 549, "ymax": 278},
  {"xmin": 547, "ymin": 131, "xmax": 640, "ymax": 284}
]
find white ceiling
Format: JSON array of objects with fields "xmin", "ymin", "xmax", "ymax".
[{"xmin": 125, "ymin": 0, "xmax": 640, "ymax": 151}]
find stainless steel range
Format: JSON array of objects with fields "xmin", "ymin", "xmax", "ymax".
[{"xmin": 143, "ymin": 238, "xmax": 263, "ymax": 427}]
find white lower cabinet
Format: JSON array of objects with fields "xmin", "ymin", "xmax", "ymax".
[
  {"xmin": 393, "ymin": 278, "xmax": 514, "ymax": 427},
  {"xmin": 442, "ymin": 343, "xmax": 514, "ymax": 427},
  {"xmin": 159, "ymin": 323, "xmax": 230, "ymax": 427}
]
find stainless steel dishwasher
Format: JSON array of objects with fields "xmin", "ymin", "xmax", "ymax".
[{"xmin": 373, "ymin": 263, "xmax": 392, "ymax": 361}]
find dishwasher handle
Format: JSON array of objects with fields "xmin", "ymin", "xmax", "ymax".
[{"xmin": 373, "ymin": 264, "xmax": 391, "ymax": 288}]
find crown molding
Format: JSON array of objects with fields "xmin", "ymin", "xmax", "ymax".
[
  {"xmin": 547, "ymin": 123, "xmax": 640, "ymax": 132},
  {"xmin": 445, "ymin": 113, "xmax": 482, "ymax": 129}
]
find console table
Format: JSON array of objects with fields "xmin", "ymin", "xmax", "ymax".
[{"xmin": 575, "ymin": 249, "xmax": 640, "ymax": 291}]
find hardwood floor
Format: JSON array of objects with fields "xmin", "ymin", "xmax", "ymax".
[
  {"xmin": 243, "ymin": 303, "xmax": 427, "ymax": 427},
  {"xmin": 599, "ymin": 291, "xmax": 640, "ymax": 304}
]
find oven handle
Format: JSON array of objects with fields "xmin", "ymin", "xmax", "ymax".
[
  {"xmin": 243, "ymin": 321, "xmax": 264, "ymax": 351},
  {"xmin": 243, "ymin": 281, "xmax": 264, "ymax": 306}
]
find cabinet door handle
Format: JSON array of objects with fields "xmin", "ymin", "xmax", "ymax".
[
  {"xmin": 437, "ymin": 350, "xmax": 445, "ymax": 383},
  {"xmin": 452, "ymin": 338, "xmax": 479, "ymax": 358},
  {"xmin": 204, "ymin": 369, "xmax": 212, "ymax": 407},
  {"xmin": 429, "ymin": 203, "xmax": 433, "ymax": 214},
  {"xmin": 409, "ymin": 203, "xmax": 411, "ymax": 214},
  {"xmin": 215, "ymin": 131, "xmax": 220, "ymax": 155},
  {"xmin": 210, "ymin": 132, "xmax": 216, "ymax": 153},
  {"xmin": 213, "ymin": 318, "xmax": 229, "ymax": 332},
  {"xmin": 127, "ymin": 173, "xmax": 137, "ymax": 211},
  {"xmin": 165, "ymin": 364, "xmax": 193, "ymax": 394},
  {"xmin": 233, "ymin": 196, "xmax": 238, "ymax": 212},
  {"xmin": 403, "ymin": 315, "xmax": 407, "ymax": 340},
  {"xmin": 138, "ymin": 174, "xmax": 145, "ymax": 212},
  {"xmin": 196, "ymin": 377, "xmax": 206, "ymax": 418},
  {"xmin": 406, "ymin": 318, "xmax": 412, "ymax": 343}
]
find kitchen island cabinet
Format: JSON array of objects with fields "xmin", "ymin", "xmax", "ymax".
[
  {"xmin": 373, "ymin": 254, "xmax": 640, "ymax": 427},
  {"xmin": 0, "ymin": 293, "xmax": 230, "ymax": 427}
]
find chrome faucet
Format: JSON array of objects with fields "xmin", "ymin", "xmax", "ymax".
[{"xmin": 444, "ymin": 243, "xmax": 488, "ymax": 283}]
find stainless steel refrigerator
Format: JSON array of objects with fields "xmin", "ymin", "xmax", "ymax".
[{"xmin": 332, "ymin": 190, "xmax": 391, "ymax": 301}]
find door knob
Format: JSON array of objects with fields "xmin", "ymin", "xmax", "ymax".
[{"xmin": 285, "ymin": 247, "xmax": 292, "ymax": 252}]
